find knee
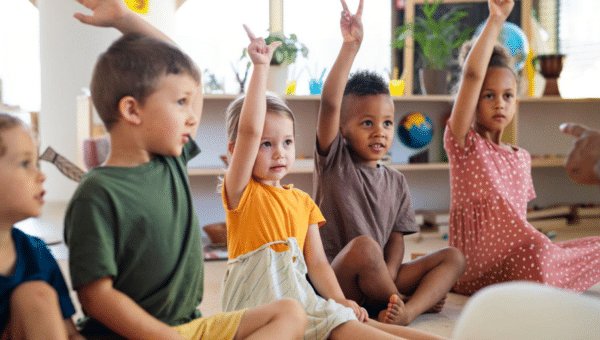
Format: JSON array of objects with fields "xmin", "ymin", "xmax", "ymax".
[
  {"xmin": 11, "ymin": 281, "xmax": 60, "ymax": 314},
  {"xmin": 443, "ymin": 247, "xmax": 467, "ymax": 274},
  {"xmin": 344, "ymin": 236, "xmax": 382, "ymax": 262},
  {"xmin": 276, "ymin": 299, "xmax": 307, "ymax": 335}
]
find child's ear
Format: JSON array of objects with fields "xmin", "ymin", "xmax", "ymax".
[{"xmin": 118, "ymin": 96, "xmax": 143, "ymax": 125}]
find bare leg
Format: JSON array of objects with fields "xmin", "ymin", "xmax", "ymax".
[
  {"xmin": 233, "ymin": 299, "xmax": 307, "ymax": 340},
  {"xmin": 331, "ymin": 236, "xmax": 403, "ymax": 303},
  {"xmin": 6, "ymin": 281, "xmax": 69, "ymax": 340},
  {"xmin": 329, "ymin": 319, "xmax": 447, "ymax": 340},
  {"xmin": 392, "ymin": 247, "xmax": 465, "ymax": 325}
]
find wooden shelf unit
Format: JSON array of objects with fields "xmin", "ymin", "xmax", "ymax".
[{"xmin": 399, "ymin": 0, "xmax": 533, "ymax": 96}]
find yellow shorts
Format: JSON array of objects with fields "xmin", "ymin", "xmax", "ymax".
[{"xmin": 174, "ymin": 310, "xmax": 246, "ymax": 340}]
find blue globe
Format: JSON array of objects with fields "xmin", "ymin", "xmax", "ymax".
[
  {"xmin": 475, "ymin": 21, "xmax": 529, "ymax": 71},
  {"xmin": 397, "ymin": 113, "xmax": 434, "ymax": 149}
]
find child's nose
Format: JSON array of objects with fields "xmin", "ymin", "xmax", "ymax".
[
  {"xmin": 37, "ymin": 170, "xmax": 47, "ymax": 183},
  {"xmin": 187, "ymin": 112, "xmax": 199, "ymax": 125}
]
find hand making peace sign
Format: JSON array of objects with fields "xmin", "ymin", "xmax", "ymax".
[{"xmin": 340, "ymin": 0, "xmax": 364, "ymax": 45}]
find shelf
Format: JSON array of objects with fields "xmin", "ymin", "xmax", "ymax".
[
  {"xmin": 531, "ymin": 157, "xmax": 565, "ymax": 168},
  {"xmin": 188, "ymin": 157, "xmax": 568, "ymax": 177}
]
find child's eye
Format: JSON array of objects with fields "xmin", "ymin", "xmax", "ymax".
[
  {"xmin": 504, "ymin": 93, "xmax": 513, "ymax": 99},
  {"xmin": 284, "ymin": 139, "xmax": 293, "ymax": 146},
  {"xmin": 384, "ymin": 120, "xmax": 394, "ymax": 127},
  {"xmin": 484, "ymin": 93, "xmax": 494, "ymax": 99},
  {"xmin": 261, "ymin": 141, "xmax": 272, "ymax": 148},
  {"xmin": 20, "ymin": 160, "xmax": 30, "ymax": 168},
  {"xmin": 362, "ymin": 120, "xmax": 373, "ymax": 127},
  {"xmin": 177, "ymin": 98, "xmax": 186, "ymax": 105}
]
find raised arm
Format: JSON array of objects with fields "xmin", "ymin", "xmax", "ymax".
[
  {"xmin": 73, "ymin": 0, "xmax": 173, "ymax": 43},
  {"xmin": 73, "ymin": 0, "xmax": 203, "ymax": 137},
  {"xmin": 316, "ymin": 0, "xmax": 363, "ymax": 155},
  {"xmin": 224, "ymin": 26, "xmax": 281, "ymax": 209},
  {"xmin": 448, "ymin": 0, "xmax": 513, "ymax": 146}
]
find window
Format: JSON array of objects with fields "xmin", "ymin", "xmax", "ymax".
[
  {"xmin": 0, "ymin": 1, "xmax": 40, "ymax": 111},
  {"xmin": 175, "ymin": 0, "xmax": 269, "ymax": 94},
  {"xmin": 175, "ymin": 0, "xmax": 391, "ymax": 96},
  {"xmin": 283, "ymin": 0, "xmax": 391, "ymax": 95},
  {"xmin": 558, "ymin": 0, "xmax": 600, "ymax": 98}
]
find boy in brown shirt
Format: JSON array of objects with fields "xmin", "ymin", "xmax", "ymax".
[{"xmin": 313, "ymin": 0, "xmax": 465, "ymax": 326}]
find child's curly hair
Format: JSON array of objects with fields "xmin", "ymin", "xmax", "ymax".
[
  {"xmin": 454, "ymin": 38, "xmax": 522, "ymax": 95},
  {"xmin": 341, "ymin": 70, "xmax": 391, "ymax": 125}
]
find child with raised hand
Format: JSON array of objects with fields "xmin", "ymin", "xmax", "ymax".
[
  {"xmin": 445, "ymin": 0, "xmax": 600, "ymax": 295},
  {"xmin": 314, "ymin": 0, "xmax": 465, "ymax": 327},
  {"xmin": 220, "ymin": 16, "xmax": 445, "ymax": 340},
  {"xmin": 0, "ymin": 114, "xmax": 84, "ymax": 340},
  {"xmin": 64, "ymin": 1, "xmax": 307, "ymax": 339}
]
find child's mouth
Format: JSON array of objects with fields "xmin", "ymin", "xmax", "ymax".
[
  {"xmin": 35, "ymin": 190, "xmax": 45, "ymax": 203},
  {"xmin": 370, "ymin": 143, "xmax": 385, "ymax": 152},
  {"xmin": 271, "ymin": 165, "xmax": 286, "ymax": 172}
]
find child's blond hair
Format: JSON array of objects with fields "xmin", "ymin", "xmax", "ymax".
[{"xmin": 225, "ymin": 92, "xmax": 296, "ymax": 145}]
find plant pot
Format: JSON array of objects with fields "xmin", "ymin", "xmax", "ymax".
[
  {"xmin": 267, "ymin": 64, "xmax": 288, "ymax": 95},
  {"xmin": 419, "ymin": 69, "xmax": 450, "ymax": 95},
  {"xmin": 534, "ymin": 54, "xmax": 565, "ymax": 97}
]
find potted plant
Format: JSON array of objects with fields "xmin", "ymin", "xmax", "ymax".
[
  {"xmin": 392, "ymin": 0, "xmax": 473, "ymax": 94},
  {"xmin": 242, "ymin": 33, "xmax": 309, "ymax": 95}
]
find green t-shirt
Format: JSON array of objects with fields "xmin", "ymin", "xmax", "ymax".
[{"xmin": 64, "ymin": 141, "xmax": 203, "ymax": 327}]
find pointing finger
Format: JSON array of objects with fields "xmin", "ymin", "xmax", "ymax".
[{"xmin": 243, "ymin": 24, "xmax": 256, "ymax": 41}]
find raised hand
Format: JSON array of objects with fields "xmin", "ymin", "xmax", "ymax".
[
  {"xmin": 243, "ymin": 25, "xmax": 282, "ymax": 66},
  {"xmin": 340, "ymin": 0, "xmax": 364, "ymax": 44},
  {"xmin": 73, "ymin": 0, "xmax": 129, "ymax": 27},
  {"xmin": 488, "ymin": 0, "xmax": 514, "ymax": 21}
]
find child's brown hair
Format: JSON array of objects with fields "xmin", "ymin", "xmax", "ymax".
[
  {"xmin": 0, "ymin": 113, "xmax": 26, "ymax": 157},
  {"xmin": 455, "ymin": 38, "xmax": 521, "ymax": 94},
  {"xmin": 90, "ymin": 33, "xmax": 200, "ymax": 131}
]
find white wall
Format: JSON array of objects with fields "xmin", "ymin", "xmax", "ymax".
[{"xmin": 39, "ymin": 0, "xmax": 175, "ymax": 202}]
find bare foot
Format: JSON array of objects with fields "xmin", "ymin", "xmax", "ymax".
[
  {"xmin": 378, "ymin": 294, "xmax": 410, "ymax": 326},
  {"xmin": 425, "ymin": 295, "xmax": 447, "ymax": 313}
]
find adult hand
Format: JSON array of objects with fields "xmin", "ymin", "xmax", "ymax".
[{"xmin": 560, "ymin": 123, "xmax": 600, "ymax": 185}]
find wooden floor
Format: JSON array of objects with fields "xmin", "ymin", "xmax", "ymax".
[{"xmin": 26, "ymin": 202, "xmax": 600, "ymax": 338}]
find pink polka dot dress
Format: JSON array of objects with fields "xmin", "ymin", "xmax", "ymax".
[{"xmin": 444, "ymin": 125, "xmax": 600, "ymax": 295}]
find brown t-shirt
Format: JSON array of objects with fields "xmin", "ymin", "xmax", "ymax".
[{"xmin": 313, "ymin": 132, "xmax": 419, "ymax": 263}]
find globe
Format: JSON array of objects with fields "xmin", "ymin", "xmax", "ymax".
[
  {"xmin": 474, "ymin": 21, "xmax": 529, "ymax": 71},
  {"xmin": 397, "ymin": 112, "xmax": 434, "ymax": 149}
]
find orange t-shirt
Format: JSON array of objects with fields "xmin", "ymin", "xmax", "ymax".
[{"xmin": 223, "ymin": 179, "xmax": 325, "ymax": 259}]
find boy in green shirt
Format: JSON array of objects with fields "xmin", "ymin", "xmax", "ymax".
[{"xmin": 64, "ymin": 0, "xmax": 306, "ymax": 339}]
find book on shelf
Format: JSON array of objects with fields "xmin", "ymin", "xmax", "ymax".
[{"xmin": 526, "ymin": 204, "xmax": 573, "ymax": 220}]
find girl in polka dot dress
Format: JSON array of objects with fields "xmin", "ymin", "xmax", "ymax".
[{"xmin": 444, "ymin": 0, "xmax": 600, "ymax": 295}]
